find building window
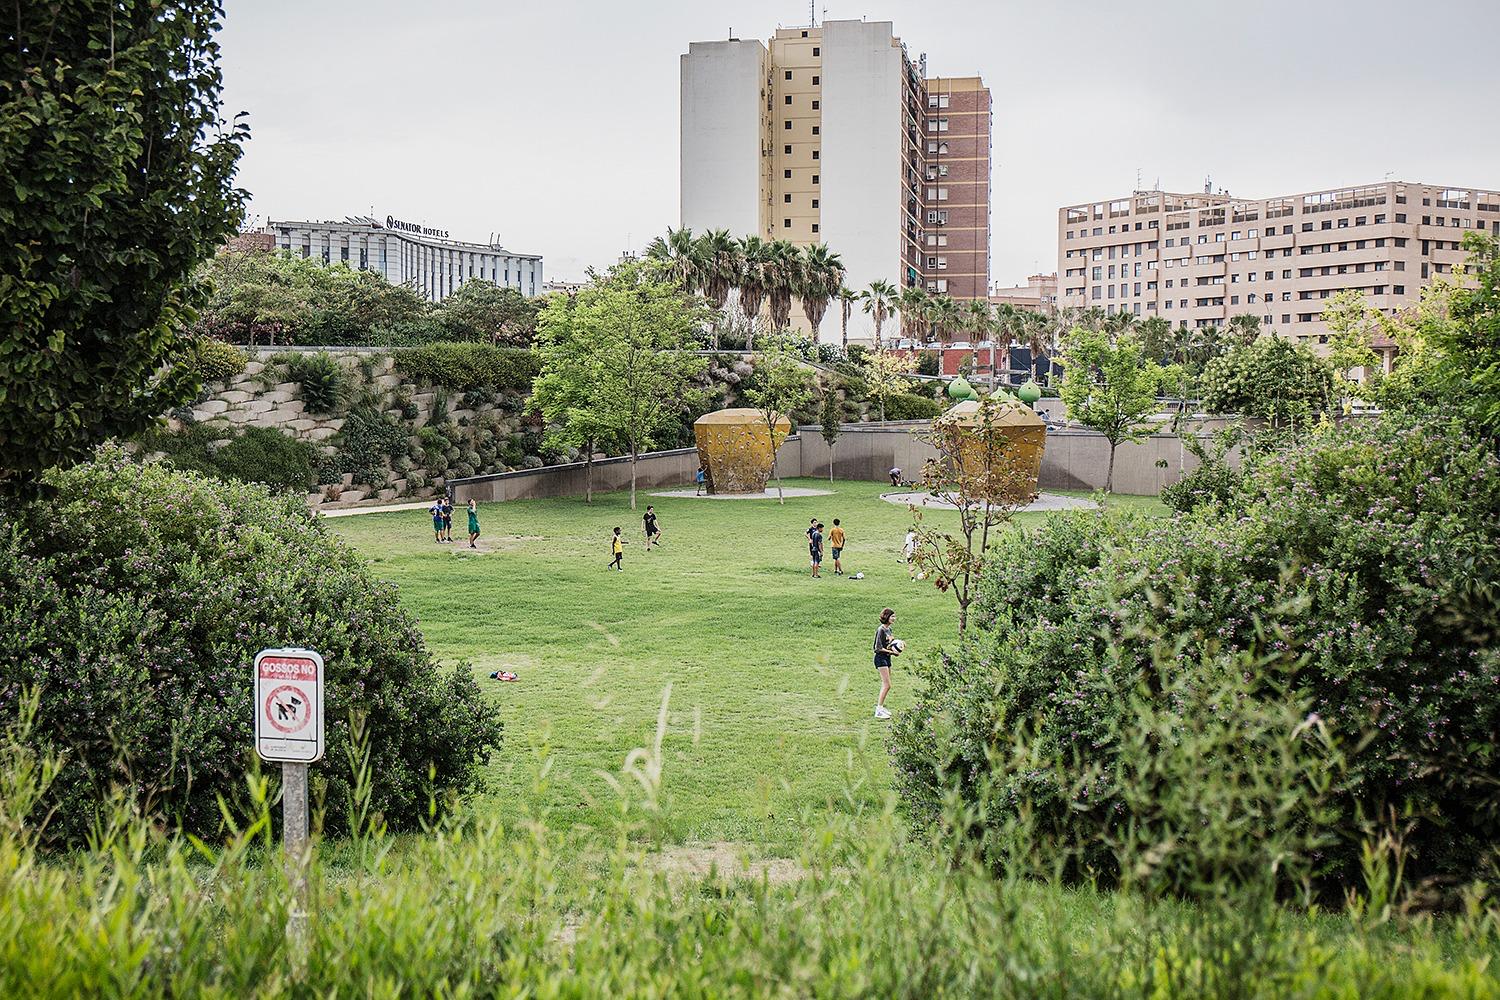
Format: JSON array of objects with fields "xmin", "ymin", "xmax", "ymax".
[
  {"xmin": 784, "ymin": 194, "xmax": 792, "ymax": 204},
  {"xmin": 812, "ymin": 174, "xmax": 818, "ymax": 184},
  {"xmin": 811, "ymin": 223, "xmax": 819, "ymax": 233},
  {"xmin": 784, "ymin": 120, "xmax": 791, "ymax": 129},
  {"xmin": 784, "ymin": 144, "xmax": 791, "ymax": 154},
  {"xmin": 785, "ymin": 70, "xmax": 793, "ymax": 80},
  {"xmin": 812, "ymin": 46, "xmax": 819, "ymax": 55},
  {"xmin": 784, "ymin": 169, "xmax": 792, "ymax": 179},
  {"xmin": 785, "ymin": 95, "xmax": 792, "ymax": 105},
  {"xmin": 811, "ymin": 199, "xmax": 818, "ymax": 209},
  {"xmin": 812, "ymin": 150, "xmax": 819, "ymax": 160},
  {"xmin": 783, "ymin": 219, "xmax": 791, "ymax": 228},
  {"xmin": 811, "ymin": 125, "xmax": 819, "ymax": 135},
  {"xmin": 812, "ymin": 75, "xmax": 819, "ymax": 85},
  {"xmin": 811, "ymin": 100, "xmax": 819, "ymax": 110}
]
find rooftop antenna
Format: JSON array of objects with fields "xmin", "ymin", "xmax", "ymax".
[
  {"xmin": 809, "ymin": 0, "xmax": 815, "ymax": 26},
  {"xmin": 1204, "ymin": 174, "xmax": 1213, "ymax": 195},
  {"xmin": 1135, "ymin": 167, "xmax": 1142, "ymax": 190}
]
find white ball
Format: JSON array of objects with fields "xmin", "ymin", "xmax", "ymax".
[
  {"xmin": 890, "ymin": 639, "xmax": 905, "ymax": 654},
  {"xmin": 916, "ymin": 572, "xmax": 926, "ymax": 581},
  {"xmin": 854, "ymin": 572, "xmax": 864, "ymax": 580}
]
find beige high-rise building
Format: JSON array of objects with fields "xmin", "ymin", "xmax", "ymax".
[
  {"xmin": 681, "ymin": 20, "xmax": 991, "ymax": 341},
  {"xmin": 1057, "ymin": 181, "xmax": 1500, "ymax": 349},
  {"xmin": 990, "ymin": 273, "xmax": 1057, "ymax": 315}
]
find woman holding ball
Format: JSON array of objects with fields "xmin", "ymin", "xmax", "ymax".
[{"xmin": 872, "ymin": 607, "xmax": 900, "ymax": 720}]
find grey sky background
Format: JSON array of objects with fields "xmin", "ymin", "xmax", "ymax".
[{"xmin": 220, "ymin": 0, "xmax": 1500, "ymax": 285}]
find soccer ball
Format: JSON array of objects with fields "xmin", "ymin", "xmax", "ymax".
[
  {"xmin": 889, "ymin": 639, "xmax": 905, "ymax": 654},
  {"xmin": 916, "ymin": 572, "xmax": 927, "ymax": 581},
  {"xmin": 853, "ymin": 572, "xmax": 865, "ymax": 580}
]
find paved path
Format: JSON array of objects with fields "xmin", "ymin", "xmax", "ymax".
[
  {"xmin": 316, "ymin": 500, "xmax": 433, "ymax": 518},
  {"xmin": 649, "ymin": 486, "xmax": 835, "ymax": 500},
  {"xmin": 879, "ymin": 490, "xmax": 1097, "ymax": 513}
]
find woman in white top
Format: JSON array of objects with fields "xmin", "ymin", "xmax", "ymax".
[{"xmin": 903, "ymin": 529, "xmax": 918, "ymax": 580}]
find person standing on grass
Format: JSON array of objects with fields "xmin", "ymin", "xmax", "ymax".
[
  {"xmin": 809, "ymin": 521, "xmax": 825, "ymax": 578},
  {"xmin": 609, "ymin": 526, "xmax": 625, "ymax": 571},
  {"xmin": 430, "ymin": 501, "xmax": 445, "ymax": 543},
  {"xmin": 441, "ymin": 496, "xmax": 454, "ymax": 543},
  {"xmin": 872, "ymin": 607, "xmax": 899, "ymax": 719},
  {"xmin": 466, "ymin": 499, "xmax": 480, "ymax": 549},
  {"xmin": 643, "ymin": 505, "xmax": 662, "ymax": 550},
  {"xmin": 903, "ymin": 528, "xmax": 918, "ymax": 580},
  {"xmin": 828, "ymin": 519, "xmax": 846, "ymax": 576}
]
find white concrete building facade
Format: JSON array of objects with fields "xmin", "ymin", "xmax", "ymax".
[{"xmin": 268, "ymin": 215, "xmax": 543, "ymax": 303}]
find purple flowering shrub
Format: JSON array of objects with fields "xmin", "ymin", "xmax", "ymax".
[
  {"xmin": 0, "ymin": 448, "xmax": 503, "ymax": 845},
  {"xmin": 890, "ymin": 416, "xmax": 1500, "ymax": 895}
]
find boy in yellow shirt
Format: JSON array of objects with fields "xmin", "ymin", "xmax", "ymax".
[
  {"xmin": 609, "ymin": 527, "xmax": 625, "ymax": 571},
  {"xmin": 828, "ymin": 519, "xmax": 846, "ymax": 576}
]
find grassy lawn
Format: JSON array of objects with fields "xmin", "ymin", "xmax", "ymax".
[{"xmin": 330, "ymin": 478, "xmax": 1164, "ymax": 850}]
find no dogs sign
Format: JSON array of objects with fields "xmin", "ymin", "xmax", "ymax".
[{"xmin": 254, "ymin": 649, "xmax": 325, "ymax": 763}]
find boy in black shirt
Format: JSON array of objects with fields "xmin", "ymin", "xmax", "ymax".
[{"xmin": 643, "ymin": 505, "xmax": 662, "ymax": 550}]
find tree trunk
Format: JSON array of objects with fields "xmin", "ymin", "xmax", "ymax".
[
  {"xmin": 1106, "ymin": 442, "xmax": 1117, "ymax": 494},
  {"xmin": 828, "ymin": 441, "xmax": 835, "ymax": 482},
  {"xmin": 629, "ymin": 446, "xmax": 638, "ymax": 510},
  {"xmin": 585, "ymin": 446, "xmax": 594, "ymax": 504}
]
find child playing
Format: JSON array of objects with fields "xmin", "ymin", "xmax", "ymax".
[
  {"xmin": 430, "ymin": 502, "xmax": 445, "ymax": 543},
  {"xmin": 643, "ymin": 505, "xmax": 662, "ymax": 549},
  {"xmin": 903, "ymin": 529, "xmax": 918, "ymax": 580},
  {"xmin": 440, "ymin": 498, "xmax": 454, "ymax": 543},
  {"xmin": 467, "ymin": 499, "xmax": 480, "ymax": 549},
  {"xmin": 609, "ymin": 527, "xmax": 625, "ymax": 571},
  {"xmin": 828, "ymin": 519, "xmax": 846, "ymax": 576}
]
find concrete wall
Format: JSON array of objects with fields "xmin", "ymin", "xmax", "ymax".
[
  {"xmin": 681, "ymin": 39, "xmax": 768, "ymax": 239},
  {"xmin": 451, "ymin": 419, "xmax": 1236, "ymax": 502},
  {"xmin": 820, "ymin": 20, "xmax": 904, "ymax": 342}
]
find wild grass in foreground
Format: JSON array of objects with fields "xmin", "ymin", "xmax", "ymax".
[{"xmin": 2, "ymin": 699, "xmax": 1496, "ymax": 999}]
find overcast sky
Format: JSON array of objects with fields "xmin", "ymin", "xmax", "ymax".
[{"xmin": 220, "ymin": 0, "xmax": 1500, "ymax": 285}]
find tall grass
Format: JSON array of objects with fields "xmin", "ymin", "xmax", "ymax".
[{"xmin": 1, "ymin": 690, "xmax": 1496, "ymax": 998}]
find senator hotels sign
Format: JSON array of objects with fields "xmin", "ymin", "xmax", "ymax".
[
  {"xmin": 385, "ymin": 215, "xmax": 450, "ymax": 239},
  {"xmin": 253, "ymin": 649, "xmax": 325, "ymax": 763}
]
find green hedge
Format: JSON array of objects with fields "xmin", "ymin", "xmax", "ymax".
[
  {"xmin": 393, "ymin": 343, "xmax": 539, "ymax": 392},
  {"xmin": 883, "ymin": 392, "xmax": 944, "ymax": 421},
  {"xmin": 190, "ymin": 338, "xmax": 249, "ymax": 383}
]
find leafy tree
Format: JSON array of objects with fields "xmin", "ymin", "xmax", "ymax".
[
  {"xmin": 530, "ymin": 296, "xmax": 617, "ymax": 503},
  {"xmin": 819, "ymin": 386, "xmax": 842, "ymax": 482},
  {"xmin": 434, "ymin": 279, "xmax": 540, "ymax": 345},
  {"xmin": 736, "ymin": 236, "xmax": 770, "ymax": 350},
  {"xmin": 533, "ymin": 260, "xmax": 706, "ymax": 508},
  {"xmin": 909, "ymin": 396, "xmax": 1035, "ymax": 634},
  {"xmin": 1438, "ymin": 230, "xmax": 1500, "ymax": 434},
  {"xmin": 1199, "ymin": 335, "xmax": 1334, "ymax": 435},
  {"xmin": 764, "ymin": 240, "xmax": 801, "ymax": 332},
  {"xmin": 1226, "ymin": 313, "xmax": 1263, "ymax": 347},
  {"xmin": 861, "ymin": 349, "xmax": 917, "ymax": 422},
  {"xmin": 744, "ymin": 340, "xmax": 813, "ymax": 503},
  {"xmin": 797, "ymin": 243, "xmax": 845, "ymax": 338},
  {"xmin": 0, "ymin": 0, "xmax": 248, "ymax": 493},
  {"xmin": 1058, "ymin": 327, "xmax": 1163, "ymax": 492},
  {"xmin": 1321, "ymin": 289, "xmax": 1381, "ymax": 402}
]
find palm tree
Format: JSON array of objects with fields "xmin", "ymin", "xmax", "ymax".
[
  {"xmin": 797, "ymin": 244, "xmax": 845, "ymax": 340},
  {"xmin": 644, "ymin": 227, "xmax": 698, "ymax": 292},
  {"xmin": 764, "ymin": 240, "xmax": 801, "ymax": 332},
  {"xmin": 1026, "ymin": 310, "xmax": 1058, "ymax": 384},
  {"xmin": 736, "ymin": 236, "xmax": 770, "ymax": 350},
  {"xmin": 694, "ymin": 229, "xmax": 740, "ymax": 349},
  {"xmin": 897, "ymin": 286, "xmax": 930, "ymax": 342},
  {"xmin": 928, "ymin": 294, "xmax": 961, "ymax": 345},
  {"xmin": 836, "ymin": 286, "xmax": 858, "ymax": 348},
  {"xmin": 1226, "ymin": 312, "xmax": 1262, "ymax": 347},
  {"xmin": 963, "ymin": 299, "xmax": 996, "ymax": 385},
  {"xmin": 861, "ymin": 280, "xmax": 898, "ymax": 348}
]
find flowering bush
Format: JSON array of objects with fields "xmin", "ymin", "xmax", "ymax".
[
  {"xmin": 0, "ymin": 449, "xmax": 503, "ymax": 845},
  {"xmin": 890, "ymin": 415, "xmax": 1500, "ymax": 895}
]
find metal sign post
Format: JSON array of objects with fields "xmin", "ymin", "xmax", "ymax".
[{"xmin": 254, "ymin": 648, "xmax": 325, "ymax": 964}]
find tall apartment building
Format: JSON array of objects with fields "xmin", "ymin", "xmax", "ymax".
[
  {"xmin": 1057, "ymin": 181, "xmax": 1500, "ymax": 347},
  {"xmin": 681, "ymin": 20, "xmax": 990, "ymax": 341}
]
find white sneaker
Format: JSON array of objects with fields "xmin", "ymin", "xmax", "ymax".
[{"xmin": 874, "ymin": 706, "xmax": 891, "ymax": 720}]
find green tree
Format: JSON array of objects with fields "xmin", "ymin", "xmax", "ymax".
[
  {"xmin": 1199, "ymin": 335, "xmax": 1334, "ymax": 434},
  {"xmin": 861, "ymin": 348, "xmax": 917, "ymax": 422},
  {"xmin": 796, "ymin": 243, "xmax": 845, "ymax": 339},
  {"xmin": 434, "ymin": 279, "xmax": 540, "ymax": 346},
  {"xmin": 534, "ymin": 260, "xmax": 706, "ymax": 508},
  {"xmin": 530, "ymin": 297, "xmax": 617, "ymax": 503},
  {"xmin": 1321, "ymin": 289, "xmax": 1381, "ymax": 404},
  {"xmin": 835, "ymin": 286, "xmax": 859, "ymax": 348},
  {"xmin": 1445, "ymin": 231, "xmax": 1500, "ymax": 433},
  {"xmin": 0, "ymin": 0, "xmax": 247, "ymax": 493},
  {"xmin": 736, "ymin": 236, "xmax": 771, "ymax": 350},
  {"xmin": 819, "ymin": 386, "xmax": 842, "ymax": 481},
  {"xmin": 744, "ymin": 340, "xmax": 813, "ymax": 503},
  {"xmin": 764, "ymin": 240, "xmax": 801, "ymax": 332},
  {"xmin": 1058, "ymin": 327, "xmax": 1163, "ymax": 492}
]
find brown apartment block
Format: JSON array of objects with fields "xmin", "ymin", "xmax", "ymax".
[
  {"xmin": 921, "ymin": 77, "xmax": 991, "ymax": 300},
  {"xmin": 1057, "ymin": 181, "xmax": 1500, "ymax": 350},
  {"xmin": 682, "ymin": 21, "xmax": 991, "ymax": 340}
]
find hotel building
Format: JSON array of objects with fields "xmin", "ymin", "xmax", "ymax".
[
  {"xmin": 266, "ymin": 215, "xmax": 543, "ymax": 303},
  {"xmin": 681, "ymin": 20, "xmax": 991, "ymax": 340},
  {"xmin": 1057, "ymin": 181, "xmax": 1500, "ymax": 347}
]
